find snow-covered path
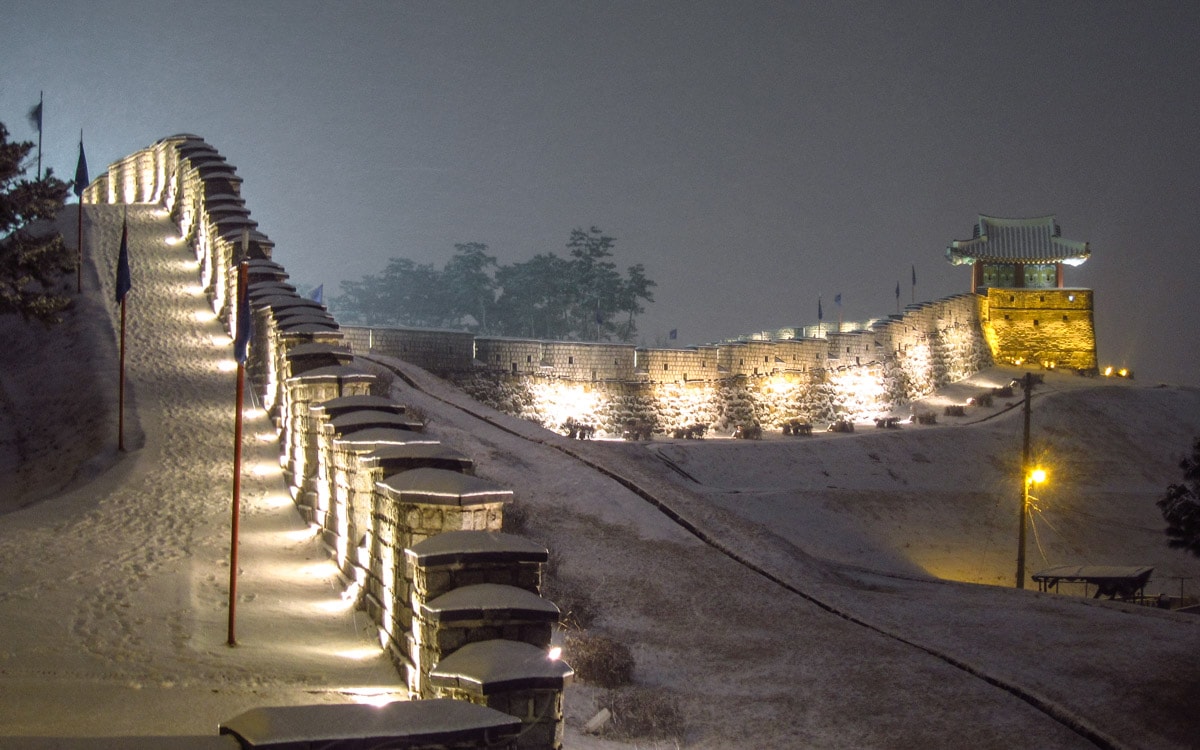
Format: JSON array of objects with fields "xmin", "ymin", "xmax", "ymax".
[{"xmin": 0, "ymin": 206, "xmax": 399, "ymax": 735}]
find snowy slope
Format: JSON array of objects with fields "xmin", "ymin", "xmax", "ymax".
[{"xmin": 2, "ymin": 205, "xmax": 1199, "ymax": 748}]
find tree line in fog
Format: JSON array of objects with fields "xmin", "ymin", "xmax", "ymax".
[{"xmin": 332, "ymin": 226, "xmax": 656, "ymax": 342}]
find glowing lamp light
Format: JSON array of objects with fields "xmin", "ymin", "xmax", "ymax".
[
  {"xmin": 334, "ymin": 646, "xmax": 379, "ymax": 661},
  {"xmin": 1029, "ymin": 468, "xmax": 1046, "ymax": 485},
  {"xmin": 344, "ymin": 689, "xmax": 399, "ymax": 708},
  {"xmin": 252, "ymin": 462, "xmax": 281, "ymax": 477},
  {"xmin": 1104, "ymin": 366, "xmax": 1114, "ymax": 377},
  {"xmin": 548, "ymin": 646, "xmax": 562, "ymax": 661}
]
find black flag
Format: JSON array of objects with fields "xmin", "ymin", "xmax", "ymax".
[
  {"xmin": 27, "ymin": 100, "xmax": 42, "ymax": 134},
  {"xmin": 74, "ymin": 135, "xmax": 89, "ymax": 198}
]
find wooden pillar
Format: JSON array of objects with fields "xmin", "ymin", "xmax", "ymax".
[
  {"xmin": 1056, "ymin": 262, "xmax": 1064, "ymax": 288},
  {"xmin": 972, "ymin": 262, "xmax": 984, "ymax": 292}
]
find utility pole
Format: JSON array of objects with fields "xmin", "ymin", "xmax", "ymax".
[{"xmin": 1016, "ymin": 372, "xmax": 1034, "ymax": 589}]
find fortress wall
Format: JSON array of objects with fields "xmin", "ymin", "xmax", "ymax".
[
  {"xmin": 85, "ymin": 138, "xmax": 570, "ymax": 745},
  {"xmin": 435, "ymin": 293, "xmax": 997, "ymax": 434},
  {"xmin": 474, "ymin": 337, "xmax": 546, "ymax": 375},
  {"xmin": 635, "ymin": 345, "xmax": 721, "ymax": 383},
  {"xmin": 538, "ymin": 340, "xmax": 637, "ymax": 381},
  {"xmin": 343, "ymin": 325, "xmax": 476, "ymax": 373},
  {"xmin": 984, "ymin": 288, "xmax": 1097, "ymax": 371}
]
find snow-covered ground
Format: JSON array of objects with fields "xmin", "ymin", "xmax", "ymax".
[{"xmin": 2, "ymin": 204, "xmax": 1199, "ymax": 748}]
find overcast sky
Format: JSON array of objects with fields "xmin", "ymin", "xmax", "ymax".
[{"xmin": 4, "ymin": 1, "xmax": 1198, "ymax": 385}]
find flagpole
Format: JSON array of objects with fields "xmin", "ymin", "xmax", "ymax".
[
  {"xmin": 118, "ymin": 297, "xmax": 126, "ymax": 451},
  {"xmin": 36, "ymin": 91, "xmax": 42, "ymax": 179},
  {"xmin": 77, "ymin": 201, "xmax": 84, "ymax": 293},
  {"xmin": 115, "ymin": 209, "xmax": 131, "ymax": 451},
  {"xmin": 75, "ymin": 131, "xmax": 88, "ymax": 294},
  {"xmin": 227, "ymin": 261, "xmax": 249, "ymax": 647}
]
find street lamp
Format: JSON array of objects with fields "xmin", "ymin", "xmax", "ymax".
[
  {"xmin": 1016, "ymin": 466, "xmax": 1047, "ymax": 589},
  {"xmin": 1014, "ymin": 371, "xmax": 1046, "ymax": 590}
]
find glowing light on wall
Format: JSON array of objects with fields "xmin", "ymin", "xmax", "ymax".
[
  {"xmin": 192, "ymin": 310, "xmax": 216, "ymax": 323},
  {"xmin": 529, "ymin": 381, "xmax": 606, "ymax": 431},
  {"xmin": 335, "ymin": 646, "xmax": 381, "ymax": 661},
  {"xmin": 829, "ymin": 365, "xmax": 888, "ymax": 422},
  {"xmin": 217, "ymin": 359, "xmax": 238, "ymax": 373},
  {"xmin": 260, "ymin": 492, "xmax": 292, "ymax": 509},
  {"xmin": 380, "ymin": 545, "xmax": 396, "ymax": 645},
  {"xmin": 343, "ymin": 688, "xmax": 401, "ymax": 708},
  {"xmin": 252, "ymin": 461, "xmax": 281, "ymax": 477}
]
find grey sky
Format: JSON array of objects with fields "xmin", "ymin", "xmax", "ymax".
[{"xmin": 4, "ymin": 1, "xmax": 1198, "ymax": 384}]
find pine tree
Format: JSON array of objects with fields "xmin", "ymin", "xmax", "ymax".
[
  {"xmin": 0, "ymin": 121, "xmax": 73, "ymax": 324},
  {"xmin": 1157, "ymin": 437, "xmax": 1200, "ymax": 557}
]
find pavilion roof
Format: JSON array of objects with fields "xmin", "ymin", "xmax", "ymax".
[{"xmin": 946, "ymin": 215, "xmax": 1089, "ymax": 266}]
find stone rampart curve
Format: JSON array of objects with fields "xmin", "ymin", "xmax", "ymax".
[{"xmin": 83, "ymin": 136, "xmax": 571, "ymax": 749}]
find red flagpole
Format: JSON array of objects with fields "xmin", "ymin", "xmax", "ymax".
[
  {"xmin": 227, "ymin": 262, "xmax": 249, "ymax": 646},
  {"xmin": 118, "ymin": 298, "xmax": 126, "ymax": 451},
  {"xmin": 76, "ymin": 203, "xmax": 84, "ymax": 293}
]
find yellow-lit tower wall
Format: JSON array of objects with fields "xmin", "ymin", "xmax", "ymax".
[{"xmin": 947, "ymin": 215, "xmax": 1097, "ymax": 371}]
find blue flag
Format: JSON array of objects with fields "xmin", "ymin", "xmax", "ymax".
[
  {"xmin": 74, "ymin": 136, "xmax": 89, "ymax": 198},
  {"xmin": 834, "ymin": 293, "xmax": 842, "ymax": 306},
  {"xmin": 115, "ymin": 219, "xmax": 131, "ymax": 303},
  {"xmin": 668, "ymin": 328, "xmax": 677, "ymax": 340},
  {"xmin": 233, "ymin": 264, "xmax": 252, "ymax": 364},
  {"xmin": 310, "ymin": 284, "xmax": 324, "ymax": 304}
]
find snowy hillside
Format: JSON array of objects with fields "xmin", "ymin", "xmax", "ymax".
[{"xmin": 1, "ymin": 204, "xmax": 1199, "ymax": 748}]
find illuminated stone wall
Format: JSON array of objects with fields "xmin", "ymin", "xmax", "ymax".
[
  {"xmin": 343, "ymin": 326, "xmax": 476, "ymax": 373},
  {"xmin": 443, "ymin": 293, "xmax": 994, "ymax": 433},
  {"xmin": 983, "ymin": 289, "xmax": 1096, "ymax": 371},
  {"xmin": 636, "ymin": 345, "xmax": 721, "ymax": 383},
  {"xmin": 87, "ymin": 137, "xmax": 570, "ymax": 748}
]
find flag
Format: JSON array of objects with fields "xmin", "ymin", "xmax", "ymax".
[
  {"xmin": 895, "ymin": 282, "xmax": 900, "ymax": 299},
  {"xmin": 669, "ymin": 328, "xmax": 677, "ymax": 340},
  {"xmin": 834, "ymin": 293, "xmax": 842, "ymax": 306},
  {"xmin": 310, "ymin": 284, "xmax": 324, "ymax": 304},
  {"xmin": 28, "ymin": 100, "xmax": 42, "ymax": 134},
  {"xmin": 74, "ymin": 135, "xmax": 89, "ymax": 198},
  {"xmin": 115, "ymin": 219, "xmax": 131, "ymax": 303},
  {"xmin": 911, "ymin": 265, "xmax": 917, "ymax": 286},
  {"xmin": 818, "ymin": 296, "xmax": 823, "ymax": 321},
  {"xmin": 233, "ymin": 264, "xmax": 252, "ymax": 364}
]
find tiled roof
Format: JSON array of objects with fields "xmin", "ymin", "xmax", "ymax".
[{"xmin": 946, "ymin": 215, "xmax": 1089, "ymax": 265}]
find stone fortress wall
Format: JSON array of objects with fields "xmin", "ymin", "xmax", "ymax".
[
  {"xmin": 343, "ymin": 294, "xmax": 1006, "ymax": 435},
  {"xmin": 336, "ymin": 275, "xmax": 1095, "ymax": 438},
  {"xmin": 85, "ymin": 136, "xmax": 572, "ymax": 750}
]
